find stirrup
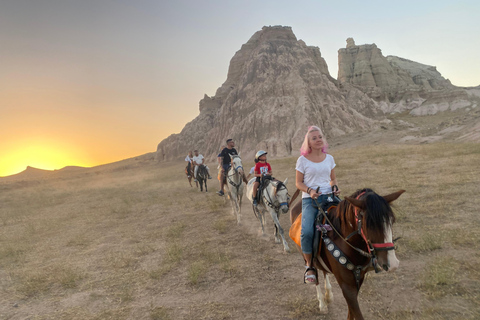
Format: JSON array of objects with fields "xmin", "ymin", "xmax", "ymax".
[{"xmin": 304, "ymin": 267, "xmax": 317, "ymax": 284}]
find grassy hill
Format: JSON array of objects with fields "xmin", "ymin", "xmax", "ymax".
[{"xmin": 0, "ymin": 143, "xmax": 479, "ymax": 319}]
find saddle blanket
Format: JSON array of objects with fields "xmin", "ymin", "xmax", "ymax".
[{"xmin": 289, "ymin": 213, "xmax": 302, "ymax": 247}]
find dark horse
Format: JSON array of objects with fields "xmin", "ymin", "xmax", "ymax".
[
  {"xmin": 290, "ymin": 188, "xmax": 405, "ymax": 320},
  {"xmin": 196, "ymin": 164, "xmax": 208, "ymax": 192},
  {"xmin": 185, "ymin": 162, "xmax": 197, "ymax": 188}
]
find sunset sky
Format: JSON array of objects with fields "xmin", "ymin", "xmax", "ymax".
[{"xmin": 1, "ymin": 0, "xmax": 479, "ymax": 177}]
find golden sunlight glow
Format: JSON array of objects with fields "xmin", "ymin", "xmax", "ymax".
[{"xmin": 0, "ymin": 143, "xmax": 91, "ymax": 177}]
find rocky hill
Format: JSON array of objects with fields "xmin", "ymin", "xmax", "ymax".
[
  {"xmin": 156, "ymin": 27, "xmax": 480, "ymax": 162},
  {"xmin": 337, "ymin": 38, "xmax": 476, "ymax": 115},
  {"xmin": 156, "ymin": 26, "xmax": 381, "ymax": 161}
]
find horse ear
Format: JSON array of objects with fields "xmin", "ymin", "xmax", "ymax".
[
  {"xmin": 382, "ymin": 190, "xmax": 406, "ymax": 203},
  {"xmin": 229, "ymin": 154, "xmax": 233, "ymax": 159},
  {"xmin": 345, "ymin": 196, "xmax": 367, "ymax": 210},
  {"xmin": 283, "ymin": 177, "xmax": 288, "ymax": 185}
]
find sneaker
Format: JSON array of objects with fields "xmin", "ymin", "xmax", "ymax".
[
  {"xmin": 253, "ymin": 199, "xmax": 258, "ymax": 207},
  {"xmin": 217, "ymin": 190, "xmax": 224, "ymax": 196},
  {"xmin": 208, "ymin": 176, "xmax": 212, "ymax": 179}
]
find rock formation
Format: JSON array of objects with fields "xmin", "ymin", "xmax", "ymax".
[
  {"xmin": 156, "ymin": 28, "xmax": 480, "ymax": 162},
  {"xmin": 156, "ymin": 26, "xmax": 379, "ymax": 161},
  {"xmin": 337, "ymin": 38, "xmax": 473, "ymax": 114}
]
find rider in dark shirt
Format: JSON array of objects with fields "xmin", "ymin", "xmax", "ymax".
[{"xmin": 217, "ymin": 138, "xmax": 238, "ymax": 196}]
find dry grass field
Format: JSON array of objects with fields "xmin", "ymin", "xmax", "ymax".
[{"xmin": 1, "ymin": 142, "xmax": 479, "ymax": 319}]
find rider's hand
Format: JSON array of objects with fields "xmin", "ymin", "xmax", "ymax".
[
  {"xmin": 332, "ymin": 185, "xmax": 341, "ymax": 195},
  {"xmin": 309, "ymin": 189, "xmax": 322, "ymax": 200}
]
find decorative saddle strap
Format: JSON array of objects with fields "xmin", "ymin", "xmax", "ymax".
[{"xmin": 319, "ymin": 226, "xmax": 364, "ymax": 291}]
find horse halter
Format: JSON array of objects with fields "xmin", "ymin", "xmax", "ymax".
[
  {"xmin": 227, "ymin": 157, "xmax": 243, "ymax": 189},
  {"xmin": 348, "ymin": 192, "xmax": 396, "ymax": 252},
  {"xmin": 344, "ymin": 192, "xmax": 397, "ymax": 273},
  {"xmin": 263, "ymin": 181, "xmax": 289, "ymax": 210}
]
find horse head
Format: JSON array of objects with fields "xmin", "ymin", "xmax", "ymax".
[
  {"xmin": 345, "ymin": 189, "xmax": 405, "ymax": 273},
  {"xmin": 272, "ymin": 178, "xmax": 289, "ymax": 214},
  {"xmin": 229, "ymin": 155, "xmax": 244, "ymax": 177}
]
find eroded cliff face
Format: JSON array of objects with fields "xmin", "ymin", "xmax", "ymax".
[
  {"xmin": 337, "ymin": 38, "xmax": 472, "ymax": 114},
  {"xmin": 156, "ymin": 27, "xmax": 379, "ymax": 161}
]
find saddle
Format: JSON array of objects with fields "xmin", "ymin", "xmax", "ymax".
[
  {"xmin": 312, "ymin": 195, "xmax": 340, "ymax": 260},
  {"xmin": 255, "ymin": 176, "xmax": 273, "ymax": 201},
  {"xmin": 288, "ymin": 194, "xmax": 340, "ymax": 257}
]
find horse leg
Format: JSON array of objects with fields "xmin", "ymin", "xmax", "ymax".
[
  {"xmin": 339, "ymin": 282, "xmax": 364, "ymax": 320},
  {"xmin": 274, "ymin": 222, "xmax": 280, "ymax": 243},
  {"xmin": 315, "ymin": 281, "xmax": 329, "ymax": 314},
  {"xmin": 237, "ymin": 193, "xmax": 242, "ymax": 224},
  {"xmin": 324, "ymin": 273, "xmax": 334, "ymax": 304},
  {"xmin": 268, "ymin": 208, "xmax": 290, "ymax": 252}
]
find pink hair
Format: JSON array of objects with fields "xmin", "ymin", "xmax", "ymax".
[{"xmin": 300, "ymin": 126, "xmax": 328, "ymax": 156}]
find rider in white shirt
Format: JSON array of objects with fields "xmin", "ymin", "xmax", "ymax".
[{"xmin": 193, "ymin": 149, "xmax": 212, "ymax": 181}]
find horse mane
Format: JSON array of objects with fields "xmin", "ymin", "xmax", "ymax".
[{"xmin": 329, "ymin": 188, "xmax": 395, "ymax": 239}]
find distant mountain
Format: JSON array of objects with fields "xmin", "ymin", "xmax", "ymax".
[{"xmin": 156, "ymin": 26, "xmax": 480, "ymax": 161}]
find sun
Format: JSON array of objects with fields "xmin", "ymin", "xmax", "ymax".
[{"xmin": 0, "ymin": 143, "xmax": 91, "ymax": 177}]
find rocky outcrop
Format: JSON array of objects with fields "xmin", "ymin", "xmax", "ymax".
[
  {"xmin": 338, "ymin": 38, "xmax": 474, "ymax": 115},
  {"xmin": 156, "ymin": 29, "xmax": 480, "ymax": 162},
  {"xmin": 156, "ymin": 26, "xmax": 380, "ymax": 162}
]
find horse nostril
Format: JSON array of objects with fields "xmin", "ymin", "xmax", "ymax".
[{"xmin": 383, "ymin": 264, "xmax": 389, "ymax": 271}]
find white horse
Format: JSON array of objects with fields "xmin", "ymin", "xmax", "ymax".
[
  {"xmin": 246, "ymin": 177, "xmax": 291, "ymax": 252},
  {"xmin": 224, "ymin": 155, "xmax": 245, "ymax": 225}
]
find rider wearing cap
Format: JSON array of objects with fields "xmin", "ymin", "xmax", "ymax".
[{"xmin": 252, "ymin": 150, "xmax": 272, "ymax": 206}]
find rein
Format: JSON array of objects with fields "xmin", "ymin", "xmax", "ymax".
[
  {"xmin": 348, "ymin": 192, "xmax": 396, "ymax": 254},
  {"xmin": 312, "ymin": 191, "xmax": 398, "ymax": 286},
  {"xmin": 227, "ymin": 159, "xmax": 243, "ymax": 191},
  {"xmin": 262, "ymin": 181, "xmax": 288, "ymax": 211}
]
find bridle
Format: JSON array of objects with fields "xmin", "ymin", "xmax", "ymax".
[
  {"xmin": 197, "ymin": 164, "xmax": 208, "ymax": 179},
  {"xmin": 345, "ymin": 192, "xmax": 396, "ymax": 255},
  {"xmin": 262, "ymin": 180, "xmax": 289, "ymax": 211},
  {"xmin": 227, "ymin": 156, "xmax": 243, "ymax": 190},
  {"xmin": 314, "ymin": 191, "xmax": 398, "ymax": 282}
]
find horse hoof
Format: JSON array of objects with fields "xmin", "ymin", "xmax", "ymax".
[
  {"xmin": 318, "ymin": 307, "xmax": 328, "ymax": 315},
  {"xmin": 284, "ymin": 247, "xmax": 291, "ymax": 253},
  {"xmin": 275, "ymin": 238, "xmax": 281, "ymax": 244}
]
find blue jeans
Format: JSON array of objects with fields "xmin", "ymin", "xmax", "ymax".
[
  {"xmin": 301, "ymin": 195, "xmax": 329, "ymax": 254},
  {"xmin": 222, "ymin": 163, "xmax": 231, "ymax": 173}
]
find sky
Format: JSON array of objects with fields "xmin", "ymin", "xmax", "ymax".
[{"xmin": 1, "ymin": 0, "xmax": 479, "ymax": 176}]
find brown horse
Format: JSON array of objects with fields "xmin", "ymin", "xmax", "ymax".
[
  {"xmin": 290, "ymin": 188, "xmax": 405, "ymax": 320},
  {"xmin": 185, "ymin": 162, "xmax": 197, "ymax": 188}
]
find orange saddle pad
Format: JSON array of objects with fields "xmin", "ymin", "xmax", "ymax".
[{"xmin": 289, "ymin": 213, "xmax": 302, "ymax": 247}]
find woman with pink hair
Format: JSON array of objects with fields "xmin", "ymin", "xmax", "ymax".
[{"xmin": 295, "ymin": 126, "xmax": 341, "ymax": 284}]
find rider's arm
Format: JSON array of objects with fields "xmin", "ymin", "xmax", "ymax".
[
  {"xmin": 296, "ymin": 170, "xmax": 320, "ymax": 198},
  {"xmin": 253, "ymin": 164, "xmax": 262, "ymax": 177},
  {"xmin": 329, "ymin": 169, "xmax": 341, "ymax": 194}
]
